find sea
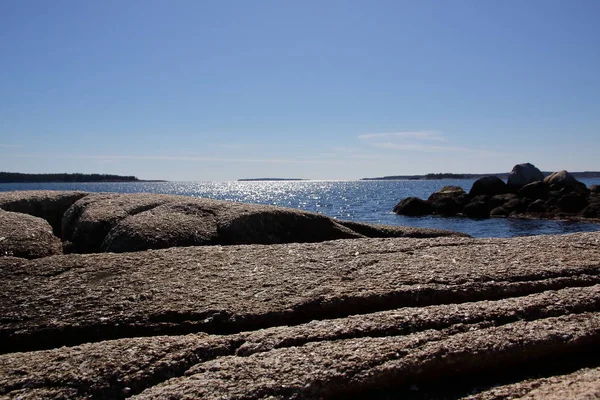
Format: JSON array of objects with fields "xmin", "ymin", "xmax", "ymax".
[{"xmin": 2, "ymin": 179, "xmax": 600, "ymax": 238}]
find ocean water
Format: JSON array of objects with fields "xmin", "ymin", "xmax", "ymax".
[{"xmin": 1, "ymin": 179, "xmax": 600, "ymax": 238}]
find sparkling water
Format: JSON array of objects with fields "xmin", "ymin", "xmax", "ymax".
[{"xmin": 2, "ymin": 179, "xmax": 599, "ymax": 238}]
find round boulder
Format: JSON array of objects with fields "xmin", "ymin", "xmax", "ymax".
[
  {"xmin": 427, "ymin": 186, "xmax": 468, "ymax": 216},
  {"xmin": 527, "ymin": 199, "xmax": 547, "ymax": 214},
  {"xmin": 427, "ymin": 186, "xmax": 466, "ymax": 203},
  {"xmin": 579, "ymin": 202, "xmax": 600, "ymax": 218},
  {"xmin": 463, "ymin": 201, "xmax": 490, "ymax": 219},
  {"xmin": 431, "ymin": 196, "xmax": 464, "ymax": 216},
  {"xmin": 101, "ymin": 204, "xmax": 220, "ymax": 253},
  {"xmin": 590, "ymin": 184, "xmax": 600, "ymax": 194},
  {"xmin": 543, "ymin": 170, "xmax": 579, "ymax": 187},
  {"xmin": 490, "ymin": 207, "xmax": 509, "ymax": 217},
  {"xmin": 518, "ymin": 181, "xmax": 549, "ymax": 200},
  {"xmin": 489, "ymin": 193, "xmax": 518, "ymax": 210},
  {"xmin": 469, "ymin": 176, "xmax": 507, "ymax": 197},
  {"xmin": 507, "ymin": 163, "xmax": 544, "ymax": 188},
  {"xmin": 0, "ymin": 210, "xmax": 62, "ymax": 259},
  {"xmin": 557, "ymin": 192, "xmax": 589, "ymax": 214},
  {"xmin": 393, "ymin": 197, "xmax": 433, "ymax": 216}
]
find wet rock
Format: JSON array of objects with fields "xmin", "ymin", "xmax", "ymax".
[
  {"xmin": 490, "ymin": 206, "xmax": 509, "ymax": 217},
  {"xmin": 519, "ymin": 181, "xmax": 549, "ymax": 200},
  {"xmin": 557, "ymin": 192, "xmax": 589, "ymax": 214},
  {"xmin": 0, "ymin": 210, "xmax": 62, "ymax": 259},
  {"xmin": 469, "ymin": 176, "xmax": 507, "ymax": 197},
  {"xmin": 432, "ymin": 196, "xmax": 465, "ymax": 216},
  {"xmin": 507, "ymin": 163, "xmax": 544, "ymax": 189},
  {"xmin": 393, "ymin": 197, "xmax": 434, "ymax": 216},
  {"xmin": 527, "ymin": 199, "xmax": 547, "ymax": 214},
  {"xmin": 463, "ymin": 200, "xmax": 490, "ymax": 219},
  {"xmin": 579, "ymin": 201, "xmax": 600, "ymax": 219},
  {"xmin": 489, "ymin": 193, "xmax": 518, "ymax": 209},
  {"xmin": 0, "ymin": 190, "xmax": 88, "ymax": 236},
  {"xmin": 504, "ymin": 198, "xmax": 528, "ymax": 214}
]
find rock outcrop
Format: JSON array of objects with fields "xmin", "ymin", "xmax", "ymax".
[
  {"xmin": 60, "ymin": 193, "xmax": 465, "ymax": 254},
  {"xmin": 394, "ymin": 165, "xmax": 600, "ymax": 221},
  {"xmin": 0, "ymin": 209, "xmax": 62, "ymax": 259},
  {"xmin": 0, "ymin": 232, "xmax": 599, "ymax": 398},
  {"xmin": 0, "ymin": 190, "xmax": 88, "ymax": 236}
]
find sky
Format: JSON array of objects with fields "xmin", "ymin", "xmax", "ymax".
[{"xmin": 1, "ymin": 0, "xmax": 599, "ymax": 181}]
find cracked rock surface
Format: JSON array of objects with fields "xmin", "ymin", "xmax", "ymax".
[
  {"xmin": 0, "ymin": 190, "xmax": 88, "ymax": 236},
  {"xmin": 0, "ymin": 232, "xmax": 599, "ymax": 399}
]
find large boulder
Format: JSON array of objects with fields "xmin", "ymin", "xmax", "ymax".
[
  {"xmin": 507, "ymin": 163, "xmax": 544, "ymax": 188},
  {"xmin": 518, "ymin": 181, "xmax": 549, "ymax": 200},
  {"xmin": 557, "ymin": 192, "xmax": 589, "ymax": 214},
  {"xmin": 427, "ymin": 186, "xmax": 467, "ymax": 203},
  {"xmin": 489, "ymin": 193, "xmax": 518, "ymax": 209},
  {"xmin": 427, "ymin": 186, "xmax": 468, "ymax": 216},
  {"xmin": 527, "ymin": 199, "xmax": 548, "ymax": 214},
  {"xmin": 0, "ymin": 232, "xmax": 599, "ymax": 398},
  {"xmin": 462, "ymin": 200, "xmax": 490, "ymax": 219},
  {"xmin": 0, "ymin": 210, "xmax": 62, "ymax": 259},
  {"xmin": 543, "ymin": 170, "xmax": 579, "ymax": 187},
  {"xmin": 62, "ymin": 193, "xmax": 463, "ymax": 254},
  {"xmin": 393, "ymin": 197, "xmax": 434, "ymax": 216},
  {"xmin": 0, "ymin": 190, "xmax": 88, "ymax": 236},
  {"xmin": 63, "ymin": 194, "xmax": 363, "ymax": 253},
  {"xmin": 469, "ymin": 176, "xmax": 507, "ymax": 197},
  {"xmin": 100, "ymin": 203, "xmax": 220, "ymax": 252},
  {"xmin": 579, "ymin": 202, "xmax": 600, "ymax": 219}
]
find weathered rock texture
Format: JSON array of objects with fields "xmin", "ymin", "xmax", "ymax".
[
  {"xmin": 0, "ymin": 190, "xmax": 88, "ymax": 236},
  {"xmin": 61, "ymin": 193, "xmax": 466, "ymax": 254},
  {"xmin": 0, "ymin": 209, "xmax": 62, "ymax": 259},
  {"xmin": 395, "ymin": 166, "xmax": 600, "ymax": 221},
  {"xmin": 0, "ymin": 232, "xmax": 599, "ymax": 399}
]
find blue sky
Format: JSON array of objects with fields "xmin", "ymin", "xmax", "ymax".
[{"xmin": 1, "ymin": 0, "xmax": 599, "ymax": 180}]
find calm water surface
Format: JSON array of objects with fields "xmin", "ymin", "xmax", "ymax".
[{"xmin": 2, "ymin": 179, "xmax": 600, "ymax": 238}]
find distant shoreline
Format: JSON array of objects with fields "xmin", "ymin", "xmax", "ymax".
[
  {"xmin": 0, "ymin": 172, "xmax": 166, "ymax": 183},
  {"xmin": 361, "ymin": 171, "xmax": 600, "ymax": 181}
]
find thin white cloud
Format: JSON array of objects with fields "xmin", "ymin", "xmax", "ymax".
[
  {"xmin": 356, "ymin": 130, "xmax": 509, "ymax": 157},
  {"xmin": 357, "ymin": 131, "xmax": 446, "ymax": 141},
  {"xmin": 371, "ymin": 142, "xmax": 470, "ymax": 152}
]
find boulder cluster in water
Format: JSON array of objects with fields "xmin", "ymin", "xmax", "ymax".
[{"xmin": 394, "ymin": 163, "xmax": 600, "ymax": 220}]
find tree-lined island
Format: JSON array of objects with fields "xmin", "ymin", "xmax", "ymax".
[
  {"xmin": 0, "ymin": 172, "xmax": 165, "ymax": 183},
  {"xmin": 362, "ymin": 171, "xmax": 600, "ymax": 180}
]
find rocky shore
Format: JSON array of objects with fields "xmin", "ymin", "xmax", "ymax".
[
  {"xmin": 394, "ymin": 163, "xmax": 600, "ymax": 221},
  {"xmin": 1, "ymin": 190, "xmax": 599, "ymax": 399}
]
